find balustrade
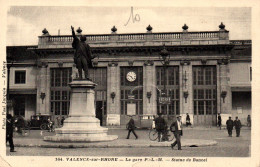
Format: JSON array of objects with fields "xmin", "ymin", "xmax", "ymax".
[{"xmin": 39, "ymin": 31, "xmax": 228, "ymax": 46}]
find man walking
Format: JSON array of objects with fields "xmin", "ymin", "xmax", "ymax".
[
  {"xmin": 217, "ymin": 113, "xmax": 222, "ymax": 130},
  {"xmin": 170, "ymin": 115, "xmax": 183, "ymax": 150},
  {"xmin": 6, "ymin": 114, "xmax": 15, "ymax": 152},
  {"xmin": 154, "ymin": 113, "xmax": 167, "ymax": 142},
  {"xmin": 234, "ymin": 116, "xmax": 242, "ymax": 137},
  {"xmin": 126, "ymin": 116, "xmax": 138, "ymax": 139},
  {"xmin": 226, "ymin": 116, "xmax": 234, "ymax": 137}
]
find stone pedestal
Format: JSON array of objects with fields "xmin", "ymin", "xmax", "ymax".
[{"xmin": 44, "ymin": 80, "xmax": 118, "ymax": 142}]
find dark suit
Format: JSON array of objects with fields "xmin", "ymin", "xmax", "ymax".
[
  {"xmin": 155, "ymin": 116, "xmax": 166, "ymax": 142},
  {"xmin": 126, "ymin": 118, "xmax": 138, "ymax": 139},
  {"xmin": 170, "ymin": 120, "xmax": 183, "ymax": 150},
  {"xmin": 186, "ymin": 115, "xmax": 191, "ymax": 127},
  {"xmin": 217, "ymin": 115, "xmax": 222, "ymax": 127},
  {"xmin": 226, "ymin": 119, "xmax": 234, "ymax": 137},
  {"xmin": 6, "ymin": 116, "xmax": 14, "ymax": 152},
  {"xmin": 234, "ymin": 119, "xmax": 242, "ymax": 137}
]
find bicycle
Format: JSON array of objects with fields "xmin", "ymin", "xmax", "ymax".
[{"xmin": 149, "ymin": 127, "xmax": 174, "ymax": 141}]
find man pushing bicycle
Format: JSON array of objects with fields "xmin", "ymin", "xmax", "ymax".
[{"xmin": 154, "ymin": 112, "xmax": 167, "ymax": 142}]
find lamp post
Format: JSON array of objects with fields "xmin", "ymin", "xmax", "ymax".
[{"xmin": 159, "ymin": 44, "xmax": 171, "ymax": 115}]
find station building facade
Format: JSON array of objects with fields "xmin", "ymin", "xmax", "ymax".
[{"xmin": 6, "ymin": 24, "xmax": 251, "ymax": 127}]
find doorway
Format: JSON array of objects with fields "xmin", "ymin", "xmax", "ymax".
[
  {"xmin": 95, "ymin": 101, "xmax": 103, "ymax": 126},
  {"xmin": 13, "ymin": 96, "xmax": 25, "ymax": 117}
]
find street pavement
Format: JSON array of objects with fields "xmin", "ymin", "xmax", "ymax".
[{"xmin": 6, "ymin": 126, "xmax": 251, "ymax": 157}]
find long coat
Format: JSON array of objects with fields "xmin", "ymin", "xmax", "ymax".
[
  {"xmin": 6, "ymin": 118, "xmax": 14, "ymax": 138},
  {"xmin": 155, "ymin": 116, "xmax": 166, "ymax": 131},
  {"xmin": 234, "ymin": 120, "xmax": 242, "ymax": 129},
  {"xmin": 72, "ymin": 30, "xmax": 93, "ymax": 68},
  {"xmin": 226, "ymin": 119, "xmax": 234, "ymax": 129},
  {"xmin": 127, "ymin": 118, "xmax": 136, "ymax": 130}
]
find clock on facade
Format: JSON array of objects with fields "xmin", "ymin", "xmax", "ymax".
[{"xmin": 126, "ymin": 71, "xmax": 137, "ymax": 82}]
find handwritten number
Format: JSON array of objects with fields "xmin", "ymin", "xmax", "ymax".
[
  {"xmin": 124, "ymin": 7, "xmax": 140, "ymax": 26},
  {"xmin": 135, "ymin": 14, "xmax": 140, "ymax": 22}
]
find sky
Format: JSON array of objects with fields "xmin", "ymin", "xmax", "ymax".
[{"xmin": 6, "ymin": 6, "xmax": 251, "ymax": 46}]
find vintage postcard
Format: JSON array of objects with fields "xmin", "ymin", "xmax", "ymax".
[{"xmin": 0, "ymin": 0, "xmax": 259, "ymax": 167}]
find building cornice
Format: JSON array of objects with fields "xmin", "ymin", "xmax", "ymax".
[{"xmin": 32, "ymin": 44, "xmax": 234, "ymax": 54}]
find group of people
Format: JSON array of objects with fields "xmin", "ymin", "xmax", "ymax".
[
  {"xmin": 126, "ymin": 113, "xmax": 184, "ymax": 150},
  {"xmin": 226, "ymin": 116, "xmax": 242, "ymax": 137},
  {"xmin": 218, "ymin": 114, "xmax": 251, "ymax": 137},
  {"xmin": 126, "ymin": 113, "xmax": 251, "ymax": 150}
]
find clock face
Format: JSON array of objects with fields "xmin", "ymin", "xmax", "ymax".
[{"xmin": 126, "ymin": 71, "xmax": 137, "ymax": 82}]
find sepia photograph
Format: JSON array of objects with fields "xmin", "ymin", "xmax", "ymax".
[{"xmin": 0, "ymin": 1, "xmax": 259, "ymax": 167}]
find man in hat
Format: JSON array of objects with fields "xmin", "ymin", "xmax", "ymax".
[
  {"xmin": 154, "ymin": 113, "xmax": 167, "ymax": 142},
  {"xmin": 170, "ymin": 115, "xmax": 183, "ymax": 150},
  {"xmin": 6, "ymin": 114, "xmax": 15, "ymax": 152},
  {"xmin": 226, "ymin": 116, "xmax": 234, "ymax": 137},
  {"xmin": 126, "ymin": 115, "xmax": 138, "ymax": 139},
  {"xmin": 234, "ymin": 116, "xmax": 242, "ymax": 137}
]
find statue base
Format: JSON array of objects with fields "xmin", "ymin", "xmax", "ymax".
[{"xmin": 44, "ymin": 80, "xmax": 118, "ymax": 142}]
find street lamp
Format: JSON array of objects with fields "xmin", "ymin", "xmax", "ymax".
[
  {"xmin": 159, "ymin": 44, "xmax": 170, "ymax": 95},
  {"xmin": 159, "ymin": 44, "xmax": 171, "ymax": 115}
]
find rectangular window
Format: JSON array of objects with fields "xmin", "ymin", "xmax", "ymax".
[
  {"xmin": 198, "ymin": 101, "xmax": 204, "ymax": 115},
  {"xmin": 50, "ymin": 68, "xmax": 72, "ymax": 116},
  {"xmin": 156, "ymin": 66, "xmax": 179, "ymax": 116},
  {"xmin": 15, "ymin": 71, "xmax": 26, "ymax": 84},
  {"xmin": 206, "ymin": 101, "xmax": 212, "ymax": 115},
  {"xmin": 194, "ymin": 101, "xmax": 197, "ymax": 115},
  {"xmin": 89, "ymin": 68, "xmax": 107, "ymax": 87},
  {"xmin": 193, "ymin": 66, "xmax": 217, "ymax": 117}
]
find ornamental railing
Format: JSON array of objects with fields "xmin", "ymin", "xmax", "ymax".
[{"xmin": 38, "ymin": 31, "xmax": 229, "ymax": 48}]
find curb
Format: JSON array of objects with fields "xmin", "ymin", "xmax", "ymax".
[{"xmin": 12, "ymin": 141, "xmax": 217, "ymax": 148}]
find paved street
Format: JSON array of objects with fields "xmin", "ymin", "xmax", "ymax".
[{"xmin": 6, "ymin": 127, "xmax": 251, "ymax": 157}]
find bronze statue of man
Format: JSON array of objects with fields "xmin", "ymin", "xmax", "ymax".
[{"xmin": 71, "ymin": 26, "xmax": 93, "ymax": 80}]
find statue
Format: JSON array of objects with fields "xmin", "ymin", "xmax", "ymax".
[{"xmin": 71, "ymin": 26, "xmax": 94, "ymax": 80}]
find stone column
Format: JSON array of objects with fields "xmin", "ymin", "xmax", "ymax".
[
  {"xmin": 218, "ymin": 59, "xmax": 231, "ymax": 125},
  {"xmin": 106, "ymin": 62, "xmax": 120, "ymax": 125},
  {"xmin": 143, "ymin": 61, "xmax": 156, "ymax": 116},
  {"xmin": 44, "ymin": 80, "xmax": 118, "ymax": 142},
  {"xmin": 180, "ymin": 60, "xmax": 193, "ymax": 124},
  {"xmin": 36, "ymin": 62, "xmax": 48, "ymax": 114}
]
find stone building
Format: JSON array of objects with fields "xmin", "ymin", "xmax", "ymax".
[{"xmin": 6, "ymin": 23, "xmax": 251, "ymax": 127}]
